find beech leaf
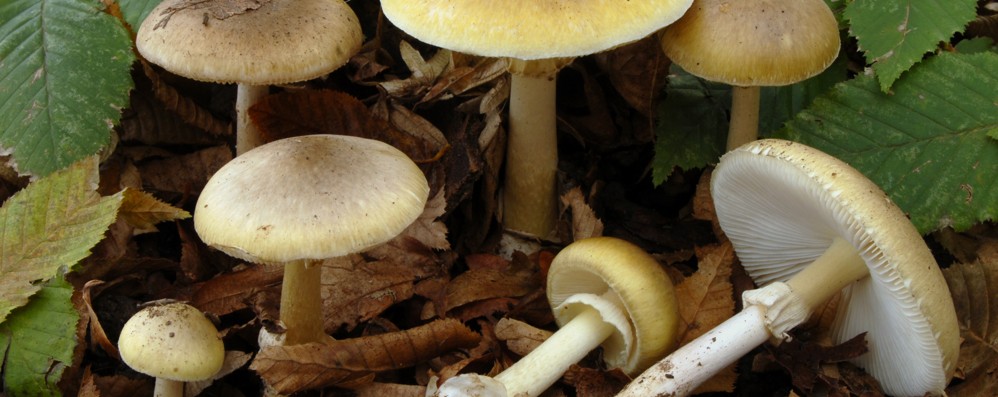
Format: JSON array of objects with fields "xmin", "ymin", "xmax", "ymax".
[
  {"xmin": 942, "ymin": 256, "xmax": 998, "ymax": 396},
  {"xmin": 118, "ymin": 188, "xmax": 190, "ymax": 234},
  {"xmin": 250, "ymin": 318, "xmax": 481, "ymax": 394}
]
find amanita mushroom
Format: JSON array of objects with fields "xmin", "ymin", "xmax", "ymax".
[
  {"xmin": 437, "ymin": 237, "xmax": 680, "ymax": 397},
  {"xmin": 136, "ymin": 0, "xmax": 362, "ymax": 154},
  {"xmin": 381, "ymin": 1, "xmax": 693, "ymax": 240},
  {"xmin": 194, "ymin": 135, "xmax": 429, "ymax": 345},
  {"xmin": 618, "ymin": 139, "xmax": 960, "ymax": 396},
  {"xmin": 660, "ymin": 0, "xmax": 840, "ymax": 150},
  {"xmin": 118, "ymin": 302, "xmax": 224, "ymax": 397}
]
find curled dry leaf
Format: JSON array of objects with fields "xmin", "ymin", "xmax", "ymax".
[
  {"xmin": 189, "ymin": 264, "xmax": 283, "ymax": 316},
  {"xmin": 118, "ymin": 188, "xmax": 190, "ymax": 235},
  {"xmin": 137, "ymin": 145, "xmax": 232, "ymax": 195},
  {"xmin": 250, "ymin": 318, "xmax": 481, "ymax": 394},
  {"xmin": 764, "ymin": 332, "xmax": 871, "ymax": 394},
  {"xmin": 378, "ymin": 41, "xmax": 452, "ymax": 98},
  {"xmin": 138, "ymin": 61, "xmax": 231, "ymax": 138},
  {"xmin": 673, "ymin": 242, "xmax": 737, "ymax": 393},
  {"xmin": 493, "ymin": 317, "xmax": 552, "ymax": 357},
  {"xmin": 443, "ymin": 254, "xmax": 541, "ymax": 321},
  {"xmin": 560, "ymin": 186, "xmax": 604, "ymax": 242},
  {"xmin": 120, "ymin": 87, "xmax": 223, "ymax": 146},
  {"xmin": 943, "ymin": 251, "xmax": 998, "ymax": 397}
]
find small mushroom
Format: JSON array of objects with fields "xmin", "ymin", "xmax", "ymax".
[
  {"xmin": 136, "ymin": 0, "xmax": 362, "ymax": 154},
  {"xmin": 381, "ymin": 0, "xmax": 693, "ymax": 240},
  {"xmin": 193, "ymin": 135, "xmax": 429, "ymax": 346},
  {"xmin": 437, "ymin": 237, "xmax": 680, "ymax": 397},
  {"xmin": 660, "ymin": 0, "xmax": 840, "ymax": 150},
  {"xmin": 618, "ymin": 139, "xmax": 960, "ymax": 396},
  {"xmin": 118, "ymin": 302, "xmax": 224, "ymax": 397}
]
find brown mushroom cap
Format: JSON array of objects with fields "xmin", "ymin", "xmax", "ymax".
[
  {"xmin": 381, "ymin": 0, "xmax": 694, "ymax": 60},
  {"xmin": 118, "ymin": 302, "xmax": 224, "ymax": 382},
  {"xmin": 661, "ymin": 0, "xmax": 840, "ymax": 86},
  {"xmin": 136, "ymin": 0, "xmax": 362, "ymax": 85},
  {"xmin": 546, "ymin": 237, "xmax": 680, "ymax": 375},
  {"xmin": 193, "ymin": 134, "xmax": 430, "ymax": 264},
  {"xmin": 710, "ymin": 139, "xmax": 960, "ymax": 395}
]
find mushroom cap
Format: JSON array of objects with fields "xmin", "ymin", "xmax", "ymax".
[
  {"xmin": 710, "ymin": 139, "xmax": 960, "ymax": 396},
  {"xmin": 661, "ymin": 0, "xmax": 840, "ymax": 86},
  {"xmin": 381, "ymin": 0, "xmax": 694, "ymax": 60},
  {"xmin": 546, "ymin": 237, "xmax": 680, "ymax": 375},
  {"xmin": 136, "ymin": 0, "xmax": 362, "ymax": 85},
  {"xmin": 194, "ymin": 134, "xmax": 430, "ymax": 265},
  {"xmin": 118, "ymin": 302, "xmax": 224, "ymax": 382}
]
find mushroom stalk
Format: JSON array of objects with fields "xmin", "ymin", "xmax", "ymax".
[
  {"xmin": 618, "ymin": 237, "xmax": 868, "ymax": 396},
  {"xmin": 502, "ymin": 68, "xmax": 559, "ymax": 239},
  {"xmin": 280, "ymin": 259, "xmax": 327, "ymax": 345},
  {"xmin": 154, "ymin": 378, "xmax": 184, "ymax": 397},
  {"xmin": 235, "ymin": 84, "xmax": 268, "ymax": 155},
  {"xmin": 726, "ymin": 86, "xmax": 760, "ymax": 150},
  {"xmin": 494, "ymin": 307, "xmax": 615, "ymax": 397}
]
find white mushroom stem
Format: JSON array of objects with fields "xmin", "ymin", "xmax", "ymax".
[
  {"xmin": 502, "ymin": 68, "xmax": 559, "ymax": 239},
  {"xmin": 617, "ymin": 237, "xmax": 868, "ymax": 396},
  {"xmin": 280, "ymin": 259, "xmax": 327, "ymax": 345},
  {"xmin": 726, "ymin": 86, "xmax": 760, "ymax": 151},
  {"xmin": 153, "ymin": 378, "xmax": 184, "ymax": 397},
  {"xmin": 235, "ymin": 84, "xmax": 268, "ymax": 155}
]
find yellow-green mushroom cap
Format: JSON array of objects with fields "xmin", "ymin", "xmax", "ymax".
[{"xmin": 118, "ymin": 302, "xmax": 224, "ymax": 382}]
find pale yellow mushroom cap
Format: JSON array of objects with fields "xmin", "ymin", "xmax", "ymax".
[
  {"xmin": 381, "ymin": 0, "xmax": 694, "ymax": 60},
  {"xmin": 546, "ymin": 237, "xmax": 680, "ymax": 375},
  {"xmin": 136, "ymin": 0, "xmax": 362, "ymax": 85},
  {"xmin": 711, "ymin": 139, "xmax": 960, "ymax": 396},
  {"xmin": 661, "ymin": 0, "xmax": 840, "ymax": 86},
  {"xmin": 193, "ymin": 134, "xmax": 430, "ymax": 265},
  {"xmin": 118, "ymin": 302, "xmax": 224, "ymax": 382}
]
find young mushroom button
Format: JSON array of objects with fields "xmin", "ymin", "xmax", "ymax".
[
  {"xmin": 382, "ymin": 0, "xmax": 693, "ymax": 241},
  {"xmin": 194, "ymin": 135, "xmax": 430, "ymax": 346},
  {"xmin": 618, "ymin": 139, "xmax": 960, "ymax": 397},
  {"xmin": 436, "ymin": 237, "xmax": 680, "ymax": 397},
  {"xmin": 118, "ymin": 302, "xmax": 224, "ymax": 397}
]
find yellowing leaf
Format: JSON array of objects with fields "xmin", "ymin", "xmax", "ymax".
[
  {"xmin": 119, "ymin": 188, "xmax": 190, "ymax": 234},
  {"xmin": 0, "ymin": 156, "xmax": 123, "ymax": 323}
]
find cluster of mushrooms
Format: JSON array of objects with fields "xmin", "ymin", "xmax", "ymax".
[{"xmin": 115, "ymin": 0, "xmax": 960, "ymax": 396}]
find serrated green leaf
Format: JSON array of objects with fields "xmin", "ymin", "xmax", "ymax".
[
  {"xmin": 118, "ymin": 0, "xmax": 162, "ymax": 32},
  {"xmin": 0, "ymin": 0, "xmax": 135, "ymax": 177},
  {"xmin": 758, "ymin": 57, "xmax": 849, "ymax": 135},
  {"xmin": 776, "ymin": 52, "xmax": 998, "ymax": 233},
  {"xmin": 0, "ymin": 275, "xmax": 79, "ymax": 396},
  {"xmin": 845, "ymin": 0, "xmax": 977, "ymax": 92},
  {"xmin": 0, "ymin": 156, "xmax": 123, "ymax": 323},
  {"xmin": 652, "ymin": 66, "xmax": 729, "ymax": 184}
]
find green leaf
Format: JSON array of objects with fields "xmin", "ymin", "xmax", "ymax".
[
  {"xmin": 118, "ymin": 0, "xmax": 161, "ymax": 32},
  {"xmin": 845, "ymin": 0, "xmax": 977, "ymax": 92},
  {"xmin": 776, "ymin": 52, "xmax": 998, "ymax": 233},
  {"xmin": 0, "ymin": 0, "xmax": 134, "ymax": 177},
  {"xmin": 0, "ymin": 156, "xmax": 123, "ymax": 323},
  {"xmin": 758, "ymin": 57, "xmax": 849, "ymax": 135},
  {"xmin": 0, "ymin": 275, "xmax": 79, "ymax": 396},
  {"xmin": 652, "ymin": 66, "xmax": 729, "ymax": 184}
]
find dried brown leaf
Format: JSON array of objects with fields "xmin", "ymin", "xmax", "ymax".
[
  {"xmin": 593, "ymin": 35, "xmax": 670, "ymax": 118},
  {"xmin": 560, "ymin": 186, "xmax": 603, "ymax": 241},
  {"xmin": 353, "ymin": 382, "xmax": 426, "ymax": 397},
  {"xmin": 562, "ymin": 366, "xmax": 631, "ymax": 397},
  {"xmin": 189, "ymin": 264, "xmax": 283, "ymax": 316},
  {"xmin": 250, "ymin": 318, "xmax": 481, "ymax": 394},
  {"xmin": 139, "ymin": 61, "xmax": 231, "ymax": 137},
  {"xmin": 943, "ymin": 253, "xmax": 998, "ymax": 397},
  {"xmin": 765, "ymin": 332, "xmax": 870, "ymax": 394},
  {"xmin": 493, "ymin": 317, "xmax": 551, "ymax": 357},
  {"xmin": 421, "ymin": 56, "xmax": 506, "ymax": 104},
  {"xmin": 118, "ymin": 188, "xmax": 189, "ymax": 235},
  {"xmin": 378, "ymin": 41, "xmax": 452, "ymax": 98},
  {"xmin": 137, "ymin": 145, "xmax": 232, "ymax": 195},
  {"xmin": 120, "ymin": 87, "xmax": 224, "ymax": 146},
  {"xmin": 399, "ymin": 189, "xmax": 450, "ymax": 250},
  {"xmin": 444, "ymin": 255, "xmax": 541, "ymax": 315},
  {"xmin": 674, "ymin": 242, "xmax": 737, "ymax": 393}
]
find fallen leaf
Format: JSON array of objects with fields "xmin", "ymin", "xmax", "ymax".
[
  {"xmin": 562, "ymin": 366, "xmax": 631, "ymax": 397},
  {"xmin": 399, "ymin": 189, "xmax": 450, "ymax": 250},
  {"xmin": 560, "ymin": 186, "xmax": 604, "ymax": 241},
  {"xmin": 765, "ymin": 332, "xmax": 870, "ymax": 393},
  {"xmin": 250, "ymin": 318, "xmax": 481, "ymax": 394},
  {"xmin": 444, "ymin": 254, "xmax": 541, "ymax": 318},
  {"xmin": 593, "ymin": 35, "xmax": 670, "ymax": 119},
  {"xmin": 120, "ymin": 85, "xmax": 225, "ymax": 145},
  {"xmin": 943, "ymin": 254, "xmax": 998, "ymax": 396},
  {"xmin": 118, "ymin": 188, "xmax": 190, "ymax": 235},
  {"xmin": 137, "ymin": 145, "xmax": 231, "ymax": 196},
  {"xmin": 378, "ymin": 41, "xmax": 452, "ymax": 98},
  {"xmin": 673, "ymin": 242, "xmax": 737, "ymax": 393},
  {"xmin": 493, "ymin": 317, "xmax": 551, "ymax": 357},
  {"xmin": 189, "ymin": 264, "xmax": 283, "ymax": 316},
  {"xmin": 353, "ymin": 382, "xmax": 426, "ymax": 397}
]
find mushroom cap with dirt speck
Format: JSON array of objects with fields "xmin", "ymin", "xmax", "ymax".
[
  {"xmin": 381, "ymin": 0, "xmax": 694, "ymax": 60},
  {"xmin": 546, "ymin": 237, "xmax": 680, "ymax": 375},
  {"xmin": 136, "ymin": 0, "xmax": 362, "ymax": 85},
  {"xmin": 118, "ymin": 302, "xmax": 224, "ymax": 382},
  {"xmin": 661, "ymin": 0, "xmax": 840, "ymax": 86},
  {"xmin": 710, "ymin": 139, "xmax": 960, "ymax": 396},
  {"xmin": 193, "ymin": 134, "xmax": 430, "ymax": 265}
]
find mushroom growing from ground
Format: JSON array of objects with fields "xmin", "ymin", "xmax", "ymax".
[
  {"xmin": 660, "ymin": 0, "xmax": 840, "ymax": 150},
  {"xmin": 436, "ymin": 237, "xmax": 680, "ymax": 397},
  {"xmin": 618, "ymin": 139, "xmax": 960, "ymax": 396},
  {"xmin": 194, "ymin": 135, "xmax": 429, "ymax": 345},
  {"xmin": 118, "ymin": 302, "xmax": 224, "ymax": 397},
  {"xmin": 136, "ymin": 0, "xmax": 362, "ymax": 154},
  {"xmin": 381, "ymin": 0, "xmax": 693, "ymax": 242}
]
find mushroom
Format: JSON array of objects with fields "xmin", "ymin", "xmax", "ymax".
[
  {"xmin": 436, "ymin": 237, "xmax": 680, "ymax": 397},
  {"xmin": 118, "ymin": 302, "xmax": 224, "ymax": 397},
  {"xmin": 381, "ymin": 0, "xmax": 693, "ymax": 240},
  {"xmin": 618, "ymin": 139, "xmax": 960, "ymax": 396},
  {"xmin": 193, "ymin": 134, "xmax": 430, "ymax": 345},
  {"xmin": 660, "ymin": 0, "xmax": 840, "ymax": 150},
  {"xmin": 136, "ymin": 0, "xmax": 362, "ymax": 154}
]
